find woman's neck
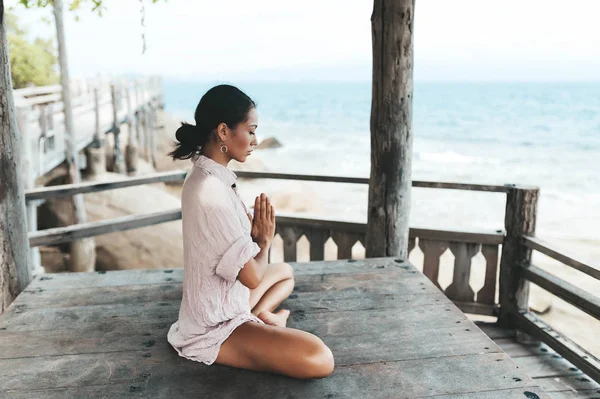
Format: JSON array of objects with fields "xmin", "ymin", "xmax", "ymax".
[{"xmin": 200, "ymin": 145, "xmax": 231, "ymax": 167}]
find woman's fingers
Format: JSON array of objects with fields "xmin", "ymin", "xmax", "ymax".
[
  {"xmin": 270, "ymin": 205, "xmax": 275, "ymax": 222},
  {"xmin": 265, "ymin": 197, "xmax": 271, "ymax": 220},
  {"xmin": 260, "ymin": 193, "xmax": 267, "ymax": 220},
  {"xmin": 254, "ymin": 196, "xmax": 260, "ymax": 218}
]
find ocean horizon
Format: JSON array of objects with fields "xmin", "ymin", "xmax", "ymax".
[{"xmin": 163, "ymin": 80, "xmax": 600, "ymax": 244}]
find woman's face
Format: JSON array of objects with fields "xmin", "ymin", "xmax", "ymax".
[{"xmin": 228, "ymin": 107, "xmax": 259, "ymax": 163}]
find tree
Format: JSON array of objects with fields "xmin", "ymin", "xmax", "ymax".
[{"xmin": 7, "ymin": 13, "xmax": 58, "ymax": 88}]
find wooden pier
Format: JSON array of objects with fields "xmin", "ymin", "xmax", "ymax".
[{"xmin": 1, "ymin": 258, "xmax": 552, "ymax": 398}]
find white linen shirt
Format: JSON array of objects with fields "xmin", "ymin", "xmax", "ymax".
[{"xmin": 167, "ymin": 154, "xmax": 264, "ymax": 365}]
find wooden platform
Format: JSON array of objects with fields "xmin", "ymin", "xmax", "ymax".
[
  {"xmin": 477, "ymin": 322, "xmax": 600, "ymax": 399},
  {"xmin": 0, "ymin": 257, "xmax": 551, "ymax": 398}
]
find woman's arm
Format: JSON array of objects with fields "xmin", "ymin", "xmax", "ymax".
[{"xmin": 238, "ymin": 243, "xmax": 269, "ymax": 289}]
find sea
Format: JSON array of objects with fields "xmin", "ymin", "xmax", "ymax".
[{"xmin": 163, "ymin": 80, "xmax": 600, "ymax": 244}]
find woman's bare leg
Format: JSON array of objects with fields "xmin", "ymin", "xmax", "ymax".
[
  {"xmin": 216, "ymin": 321, "xmax": 334, "ymax": 379},
  {"xmin": 249, "ymin": 263, "xmax": 294, "ymax": 320}
]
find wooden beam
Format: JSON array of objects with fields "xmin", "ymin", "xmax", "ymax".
[
  {"xmin": 513, "ymin": 311, "xmax": 600, "ymax": 384},
  {"xmin": 0, "ymin": 1, "xmax": 32, "ymax": 313},
  {"xmin": 366, "ymin": 0, "xmax": 416, "ymax": 258},
  {"xmin": 25, "ymin": 170, "xmax": 511, "ymax": 202},
  {"xmin": 29, "ymin": 209, "xmax": 182, "ymax": 247},
  {"xmin": 523, "ymin": 235, "xmax": 600, "ymax": 281},
  {"xmin": 498, "ymin": 185, "xmax": 539, "ymax": 325},
  {"xmin": 26, "ymin": 170, "xmax": 187, "ymax": 201},
  {"xmin": 520, "ymin": 263, "xmax": 600, "ymax": 320}
]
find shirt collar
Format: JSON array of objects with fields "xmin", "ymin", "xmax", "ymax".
[{"xmin": 192, "ymin": 154, "xmax": 238, "ymax": 187}]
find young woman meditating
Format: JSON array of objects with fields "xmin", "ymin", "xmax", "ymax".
[{"xmin": 166, "ymin": 85, "xmax": 334, "ymax": 379}]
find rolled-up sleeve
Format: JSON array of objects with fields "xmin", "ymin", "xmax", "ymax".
[
  {"xmin": 215, "ymin": 235, "xmax": 260, "ymax": 283},
  {"xmin": 203, "ymin": 199, "xmax": 260, "ymax": 283}
]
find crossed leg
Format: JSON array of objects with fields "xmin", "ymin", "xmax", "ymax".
[
  {"xmin": 249, "ymin": 262, "xmax": 295, "ymax": 326},
  {"xmin": 217, "ymin": 262, "xmax": 334, "ymax": 379}
]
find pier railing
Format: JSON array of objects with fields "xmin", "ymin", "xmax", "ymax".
[{"xmin": 23, "ymin": 169, "xmax": 600, "ymax": 383}]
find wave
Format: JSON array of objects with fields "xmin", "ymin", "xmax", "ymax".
[{"xmin": 416, "ymin": 151, "xmax": 494, "ymax": 165}]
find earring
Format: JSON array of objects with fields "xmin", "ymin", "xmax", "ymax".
[{"xmin": 220, "ymin": 144, "xmax": 228, "ymax": 153}]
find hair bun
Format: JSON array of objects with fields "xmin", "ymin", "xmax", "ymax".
[{"xmin": 175, "ymin": 122, "xmax": 201, "ymax": 145}]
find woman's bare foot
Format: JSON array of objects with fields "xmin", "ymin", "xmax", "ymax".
[{"xmin": 257, "ymin": 309, "xmax": 290, "ymax": 327}]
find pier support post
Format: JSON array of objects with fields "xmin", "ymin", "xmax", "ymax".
[
  {"xmin": 86, "ymin": 87, "xmax": 106, "ymax": 177},
  {"xmin": 0, "ymin": 1, "xmax": 32, "ymax": 313},
  {"xmin": 110, "ymin": 84, "xmax": 126, "ymax": 174},
  {"xmin": 498, "ymin": 185, "xmax": 539, "ymax": 326},
  {"xmin": 125, "ymin": 85, "xmax": 139, "ymax": 174},
  {"xmin": 366, "ymin": 0, "xmax": 416, "ymax": 259}
]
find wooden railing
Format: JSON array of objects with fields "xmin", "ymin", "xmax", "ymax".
[
  {"xmin": 513, "ymin": 236, "xmax": 600, "ymax": 383},
  {"xmin": 25, "ymin": 170, "xmax": 510, "ymax": 317},
  {"xmin": 14, "ymin": 76, "xmax": 163, "ymax": 179}
]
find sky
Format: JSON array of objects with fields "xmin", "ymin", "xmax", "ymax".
[{"xmin": 7, "ymin": 0, "xmax": 600, "ymax": 81}]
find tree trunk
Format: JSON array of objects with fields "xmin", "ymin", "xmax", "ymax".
[
  {"xmin": 53, "ymin": 0, "xmax": 96, "ymax": 272},
  {"xmin": 0, "ymin": 0, "xmax": 32, "ymax": 314},
  {"xmin": 366, "ymin": 0, "xmax": 416, "ymax": 259}
]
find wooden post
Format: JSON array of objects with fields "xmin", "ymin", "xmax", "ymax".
[
  {"xmin": 53, "ymin": 0, "xmax": 96, "ymax": 272},
  {"xmin": 16, "ymin": 107, "xmax": 43, "ymax": 275},
  {"xmin": 111, "ymin": 84, "xmax": 126, "ymax": 173},
  {"xmin": 148, "ymin": 102, "xmax": 157, "ymax": 169},
  {"xmin": 125, "ymin": 84, "xmax": 139, "ymax": 174},
  {"xmin": 85, "ymin": 87, "xmax": 106, "ymax": 177},
  {"xmin": 498, "ymin": 185, "xmax": 539, "ymax": 326},
  {"xmin": 136, "ymin": 83, "xmax": 149, "ymax": 161},
  {"xmin": 0, "ymin": 1, "xmax": 32, "ymax": 313},
  {"xmin": 366, "ymin": 0, "xmax": 415, "ymax": 259}
]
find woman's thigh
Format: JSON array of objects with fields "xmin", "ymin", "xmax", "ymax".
[
  {"xmin": 249, "ymin": 262, "xmax": 294, "ymax": 309},
  {"xmin": 215, "ymin": 321, "xmax": 334, "ymax": 379}
]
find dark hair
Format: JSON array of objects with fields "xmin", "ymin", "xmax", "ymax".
[{"xmin": 169, "ymin": 84, "xmax": 256, "ymax": 160}]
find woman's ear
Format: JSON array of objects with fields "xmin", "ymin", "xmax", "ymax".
[{"xmin": 216, "ymin": 122, "xmax": 228, "ymax": 141}]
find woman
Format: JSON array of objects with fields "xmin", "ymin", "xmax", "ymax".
[{"xmin": 166, "ymin": 85, "xmax": 334, "ymax": 379}]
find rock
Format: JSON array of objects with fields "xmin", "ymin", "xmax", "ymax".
[{"xmin": 256, "ymin": 137, "xmax": 282, "ymax": 150}]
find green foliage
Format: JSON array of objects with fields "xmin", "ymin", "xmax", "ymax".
[
  {"xmin": 7, "ymin": 13, "xmax": 58, "ymax": 89},
  {"xmin": 17, "ymin": 0, "xmax": 166, "ymax": 16}
]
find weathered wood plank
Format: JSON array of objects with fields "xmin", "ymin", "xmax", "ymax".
[
  {"xmin": 332, "ymin": 232, "xmax": 356, "ymax": 260},
  {"xmin": 514, "ymin": 355, "xmax": 584, "ymax": 378},
  {"xmin": 535, "ymin": 374, "xmax": 600, "ymax": 393},
  {"xmin": 22, "ymin": 258, "xmax": 415, "ymax": 291},
  {"xmin": 514, "ymin": 311, "xmax": 600, "ymax": 384},
  {"xmin": 1, "ymin": 271, "xmax": 437, "ymax": 332},
  {"xmin": 280, "ymin": 226, "xmax": 298, "ymax": 262},
  {"xmin": 475, "ymin": 321, "xmax": 516, "ymax": 340},
  {"xmin": 0, "ymin": 352, "xmax": 545, "ymax": 398},
  {"xmin": 308, "ymin": 229, "xmax": 326, "ymax": 261},
  {"xmin": 493, "ymin": 338, "xmax": 551, "ymax": 358},
  {"xmin": 29, "ymin": 209, "xmax": 182, "ymax": 247},
  {"xmin": 523, "ymin": 235, "xmax": 600, "ymax": 281},
  {"xmin": 478, "ymin": 244, "xmax": 499, "ymax": 304},
  {"xmin": 420, "ymin": 238, "xmax": 448, "ymax": 289},
  {"xmin": 445, "ymin": 243, "xmax": 479, "ymax": 302},
  {"xmin": 548, "ymin": 390, "xmax": 600, "ymax": 399},
  {"xmin": 25, "ymin": 170, "xmax": 187, "ymax": 201},
  {"xmin": 0, "ymin": 302, "xmax": 484, "ymax": 361},
  {"xmin": 521, "ymin": 264, "xmax": 600, "ymax": 320}
]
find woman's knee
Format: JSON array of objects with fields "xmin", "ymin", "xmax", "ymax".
[
  {"xmin": 298, "ymin": 338, "xmax": 335, "ymax": 379},
  {"xmin": 281, "ymin": 262, "xmax": 294, "ymax": 281}
]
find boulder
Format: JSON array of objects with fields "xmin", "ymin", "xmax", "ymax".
[{"xmin": 256, "ymin": 137, "xmax": 283, "ymax": 150}]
